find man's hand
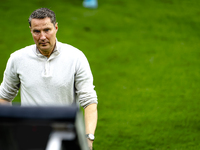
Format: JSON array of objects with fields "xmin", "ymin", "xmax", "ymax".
[
  {"xmin": 0, "ymin": 99, "xmax": 12, "ymax": 105},
  {"xmin": 87, "ymin": 139, "xmax": 93, "ymax": 150}
]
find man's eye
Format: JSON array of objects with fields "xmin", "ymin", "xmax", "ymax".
[
  {"xmin": 44, "ymin": 29, "xmax": 50, "ymax": 32},
  {"xmin": 33, "ymin": 30, "xmax": 40, "ymax": 33}
]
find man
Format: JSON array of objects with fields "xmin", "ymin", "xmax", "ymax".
[{"xmin": 0, "ymin": 8, "xmax": 97, "ymax": 150}]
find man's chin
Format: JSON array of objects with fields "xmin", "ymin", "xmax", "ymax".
[
  {"xmin": 38, "ymin": 45, "xmax": 55, "ymax": 53},
  {"xmin": 38, "ymin": 46, "xmax": 50, "ymax": 51}
]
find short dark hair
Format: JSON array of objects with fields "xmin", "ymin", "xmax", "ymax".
[{"xmin": 28, "ymin": 8, "xmax": 56, "ymax": 26}]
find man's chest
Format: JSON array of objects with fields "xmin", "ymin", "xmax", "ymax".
[{"xmin": 17, "ymin": 59, "xmax": 76, "ymax": 89}]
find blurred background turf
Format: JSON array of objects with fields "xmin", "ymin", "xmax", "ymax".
[{"xmin": 0, "ymin": 0, "xmax": 200, "ymax": 149}]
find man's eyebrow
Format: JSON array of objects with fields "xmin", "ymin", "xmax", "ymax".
[{"xmin": 44, "ymin": 27, "xmax": 51, "ymax": 30}]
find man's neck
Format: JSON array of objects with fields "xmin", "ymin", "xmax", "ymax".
[
  {"xmin": 38, "ymin": 48, "xmax": 54, "ymax": 58},
  {"xmin": 38, "ymin": 43, "xmax": 56, "ymax": 58}
]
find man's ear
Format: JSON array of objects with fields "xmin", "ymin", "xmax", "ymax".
[
  {"xmin": 55, "ymin": 22, "xmax": 58, "ymax": 31},
  {"xmin": 29, "ymin": 26, "xmax": 32, "ymax": 32}
]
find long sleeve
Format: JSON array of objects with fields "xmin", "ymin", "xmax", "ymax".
[
  {"xmin": 74, "ymin": 51, "xmax": 98, "ymax": 108},
  {"xmin": 0, "ymin": 54, "xmax": 20, "ymax": 101}
]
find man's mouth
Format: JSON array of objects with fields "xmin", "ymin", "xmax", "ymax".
[{"xmin": 40, "ymin": 42, "xmax": 48, "ymax": 45}]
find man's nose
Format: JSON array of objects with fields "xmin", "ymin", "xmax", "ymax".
[{"xmin": 40, "ymin": 31, "xmax": 46, "ymax": 40}]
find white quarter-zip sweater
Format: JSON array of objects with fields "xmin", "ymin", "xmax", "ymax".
[{"xmin": 0, "ymin": 41, "xmax": 97, "ymax": 108}]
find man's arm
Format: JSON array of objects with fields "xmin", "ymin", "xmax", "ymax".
[
  {"xmin": 0, "ymin": 98, "xmax": 12, "ymax": 105},
  {"xmin": 84, "ymin": 103, "xmax": 98, "ymax": 150}
]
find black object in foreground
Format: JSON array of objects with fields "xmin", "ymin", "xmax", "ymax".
[{"xmin": 0, "ymin": 105, "xmax": 89, "ymax": 150}]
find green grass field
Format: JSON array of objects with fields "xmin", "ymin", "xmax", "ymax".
[{"xmin": 0, "ymin": 0, "xmax": 200, "ymax": 149}]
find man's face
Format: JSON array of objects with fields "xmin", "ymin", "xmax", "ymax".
[{"xmin": 30, "ymin": 17, "xmax": 58, "ymax": 55}]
